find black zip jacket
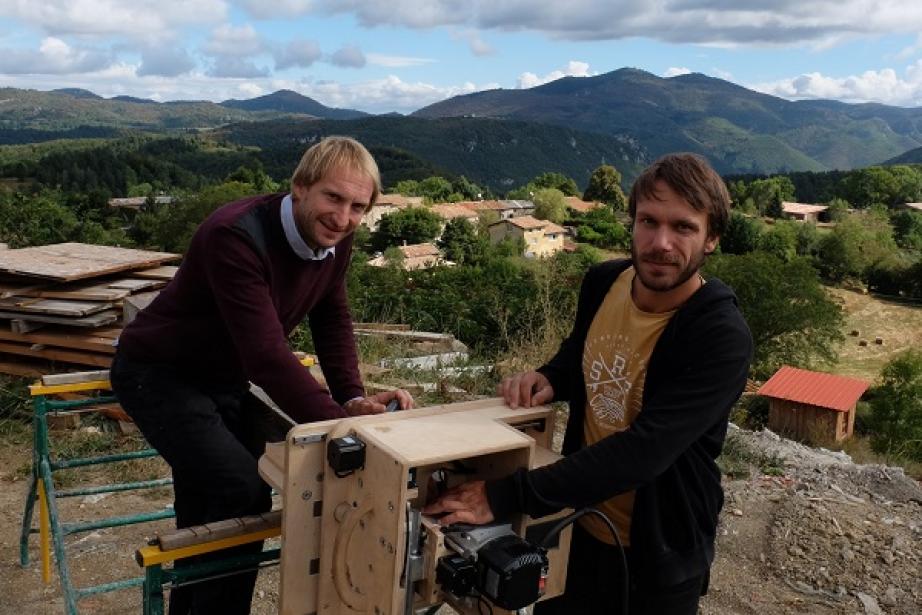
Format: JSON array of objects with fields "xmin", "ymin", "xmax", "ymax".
[{"xmin": 486, "ymin": 259, "xmax": 753, "ymax": 585}]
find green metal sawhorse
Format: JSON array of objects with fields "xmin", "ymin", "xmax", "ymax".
[
  {"xmin": 135, "ymin": 511, "xmax": 282, "ymax": 615},
  {"xmin": 18, "ymin": 374, "xmax": 174, "ymax": 614}
]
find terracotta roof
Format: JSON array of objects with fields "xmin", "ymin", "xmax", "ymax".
[
  {"xmin": 457, "ymin": 200, "xmax": 534, "ymax": 212},
  {"xmin": 430, "ymin": 204, "xmax": 479, "ymax": 220},
  {"xmin": 491, "ymin": 215, "xmax": 549, "ymax": 230},
  {"xmin": 758, "ymin": 366, "xmax": 869, "ymax": 412},
  {"xmin": 542, "ymin": 222, "xmax": 566, "ymax": 234},
  {"xmin": 564, "ymin": 196, "xmax": 598, "ymax": 213},
  {"xmin": 377, "ymin": 194, "xmax": 424, "ymax": 207},
  {"xmin": 782, "ymin": 202, "xmax": 828, "ymax": 215},
  {"xmin": 903, "ymin": 202, "xmax": 922, "ymax": 212},
  {"xmin": 399, "ymin": 243, "xmax": 440, "ymax": 258}
]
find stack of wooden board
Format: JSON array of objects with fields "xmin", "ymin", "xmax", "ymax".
[{"xmin": 0, "ymin": 243, "xmax": 179, "ymax": 375}]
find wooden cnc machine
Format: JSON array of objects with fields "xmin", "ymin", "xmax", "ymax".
[{"xmin": 258, "ymin": 398, "xmax": 572, "ymax": 615}]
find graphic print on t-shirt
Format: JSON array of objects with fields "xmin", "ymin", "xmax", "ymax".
[{"xmin": 584, "ymin": 332, "xmax": 647, "ymax": 428}]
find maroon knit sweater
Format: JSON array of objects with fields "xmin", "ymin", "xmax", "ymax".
[{"xmin": 118, "ymin": 193, "xmax": 361, "ymax": 422}]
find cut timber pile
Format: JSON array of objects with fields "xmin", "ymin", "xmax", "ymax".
[{"xmin": 0, "ymin": 243, "xmax": 179, "ymax": 376}]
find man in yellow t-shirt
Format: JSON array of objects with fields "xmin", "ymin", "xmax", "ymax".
[{"xmin": 426, "ymin": 153, "xmax": 753, "ymax": 615}]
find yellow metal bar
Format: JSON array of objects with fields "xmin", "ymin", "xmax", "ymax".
[
  {"xmin": 37, "ymin": 480, "xmax": 51, "ymax": 584},
  {"xmin": 29, "ymin": 380, "xmax": 112, "ymax": 397},
  {"xmin": 28, "ymin": 358, "xmax": 313, "ymax": 397},
  {"xmin": 136, "ymin": 527, "xmax": 281, "ymax": 567}
]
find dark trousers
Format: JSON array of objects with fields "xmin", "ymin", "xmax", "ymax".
[
  {"xmin": 535, "ymin": 524, "xmax": 707, "ymax": 615},
  {"xmin": 110, "ymin": 352, "xmax": 276, "ymax": 615}
]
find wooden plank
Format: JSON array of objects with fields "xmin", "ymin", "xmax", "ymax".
[
  {"xmin": 158, "ymin": 511, "xmax": 282, "ymax": 551},
  {"xmin": 0, "ymin": 243, "xmax": 180, "ymax": 282},
  {"xmin": 106, "ymin": 278, "xmax": 165, "ymax": 292},
  {"xmin": 0, "ymin": 340, "xmax": 111, "ymax": 367},
  {"xmin": 11, "ymin": 319, "xmax": 44, "ymax": 333},
  {"xmin": 131, "ymin": 265, "xmax": 179, "ymax": 280},
  {"xmin": 0, "ymin": 357, "xmax": 46, "ymax": 378},
  {"xmin": 0, "ymin": 328, "xmax": 116, "ymax": 354},
  {"xmin": 123, "ymin": 291, "xmax": 159, "ymax": 325},
  {"xmin": 41, "ymin": 370, "xmax": 111, "ymax": 386},
  {"xmin": 0, "ymin": 297, "xmax": 113, "ymax": 317},
  {"xmin": 0, "ymin": 309, "xmax": 119, "ymax": 328}
]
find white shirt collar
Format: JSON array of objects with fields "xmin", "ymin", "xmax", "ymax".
[{"xmin": 281, "ymin": 194, "xmax": 335, "ymax": 261}]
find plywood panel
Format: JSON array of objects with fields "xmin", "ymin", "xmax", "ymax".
[
  {"xmin": 0, "ymin": 341, "xmax": 111, "ymax": 367},
  {"xmin": 0, "ymin": 327, "xmax": 117, "ymax": 354},
  {"xmin": 131, "ymin": 265, "xmax": 179, "ymax": 280},
  {"xmin": 0, "ymin": 297, "xmax": 113, "ymax": 317},
  {"xmin": 0, "ymin": 309, "xmax": 119, "ymax": 328},
  {"xmin": 0, "ymin": 243, "xmax": 179, "ymax": 281}
]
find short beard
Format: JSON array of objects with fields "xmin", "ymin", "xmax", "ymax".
[{"xmin": 631, "ymin": 242, "xmax": 708, "ymax": 293}]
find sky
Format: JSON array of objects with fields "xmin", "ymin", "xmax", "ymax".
[{"xmin": 1, "ymin": 1, "xmax": 922, "ymax": 114}]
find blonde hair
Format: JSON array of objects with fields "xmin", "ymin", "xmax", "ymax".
[{"xmin": 290, "ymin": 136, "xmax": 381, "ymax": 209}]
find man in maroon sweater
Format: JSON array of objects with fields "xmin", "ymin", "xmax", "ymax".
[{"xmin": 111, "ymin": 137, "xmax": 412, "ymax": 615}]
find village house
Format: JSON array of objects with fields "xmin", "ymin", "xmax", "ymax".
[
  {"xmin": 563, "ymin": 196, "xmax": 599, "ymax": 214},
  {"xmin": 458, "ymin": 199, "xmax": 534, "ymax": 220},
  {"xmin": 108, "ymin": 196, "xmax": 174, "ymax": 209},
  {"xmin": 366, "ymin": 242, "xmax": 444, "ymax": 270},
  {"xmin": 488, "ymin": 215, "xmax": 566, "ymax": 258},
  {"xmin": 362, "ymin": 193, "xmax": 424, "ymax": 231},
  {"xmin": 782, "ymin": 201, "xmax": 828, "ymax": 223},
  {"xmin": 758, "ymin": 365, "xmax": 869, "ymax": 444}
]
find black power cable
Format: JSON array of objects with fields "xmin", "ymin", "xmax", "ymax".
[{"xmin": 538, "ymin": 507, "xmax": 629, "ymax": 615}]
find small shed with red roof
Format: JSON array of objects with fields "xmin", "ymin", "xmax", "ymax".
[{"xmin": 758, "ymin": 366, "xmax": 869, "ymax": 443}]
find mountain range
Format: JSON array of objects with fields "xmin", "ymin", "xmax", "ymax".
[
  {"xmin": 1, "ymin": 70, "xmax": 921, "ymax": 182},
  {"xmin": 414, "ymin": 68, "xmax": 922, "ymax": 175}
]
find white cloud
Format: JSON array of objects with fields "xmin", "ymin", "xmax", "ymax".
[
  {"xmin": 366, "ymin": 53, "xmax": 435, "ymax": 68},
  {"xmin": 450, "ymin": 30, "xmax": 495, "ymax": 57},
  {"xmin": 237, "ymin": 0, "xmax": 313, "ymax": 19},
  {"xmin": 895, "ymin": 34, "xmax": 922, "ymax": 61},
  {"xmin": 233, "ymin": 1, "xmax": 922, "ymax": 48},
  {"xmin": 298, "ymin": 74, "xmax": 496, "ymax": 113},
  {"xmin": 138, "ymin": 46, "xmax": 196, "ymax": 77},
  {"xmin": 517, "ymin": 60, "xmax": 593, "ymax": 89},
  {"xmin": 0, "ymin": 0, "xmax": 227, "ymax": 37},
  {"xmin": 0, "ymin": 37, "xmax": 112, "ymax": 74},
  {"xmin": 273, "ymin": 39, "xmax": 322, "ymax": 70},
  {"xmin": 329, "ymin": 45, "xmax": 366, "ymax": 68},
  {"xmin": 208, "ymin": 56, "xmax": 270, "ymax": 78},
  {"xmin": 204, "ymin": 23, "xmax": 264, "ymax": 57},
  {"xmin": 664, "ymin": 67, "xmax": 692, "ymax": 77},
  {"xmin": 750, "ymin": 61, "xmax": 922, "ymax": 106}
]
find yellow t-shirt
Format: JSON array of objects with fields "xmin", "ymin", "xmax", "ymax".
[{"xmin": 579, "ymin": 267, "xmax": 674, "ymax": 546}]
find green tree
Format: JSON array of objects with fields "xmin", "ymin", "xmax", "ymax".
[
  {"xmin": 532, "ymin": 188, "xmax": 567, "ymax": 223},
  {"xmin": 814, "ymin": 212, "xmax": 898, "ymax": 283},
  {"xmin": 758, "ymin": 221, "xmax": 798, "ymax": 262},
  {"xmin": 0, "ymin": 191, "xmax": 79, "ymax": 247},
  {"xmin": 720, "ymin": 212, "xmax": 763, "ymax": 255},
  {"xmin": 437, "ymin": 218, "xmax": 487, "ymax": 265},
  {"xmin": 749, "ymin": 176, "xmax": 795, "ymax": 217},
  {"xmin": 584, "ymin": 165, "xmax": 627, "ymax": 210},
  {"xmin": 892, "ymin": 210, "xmax": 922, "ymax": 250},
  {"xmin": 865, "ymin": 350, "xmax": 922, "ymax": 461},
  {"xmin": 826, "ymin": 197, "xmax": 850, "ymax": 222},
  {"xmin": 132, "ymin": 181, "xmax": 257, "ymax": 253},
  {"xmin": 531, "ymin": 172, "xmax": 579, "ymax": 197},
  {"xmin": 704, "ymin": 252, "xmax": 844, "ymax": 379},
  {"xmin": 371, "ymin": 207, "xmax": 442, "ymax": 252}
]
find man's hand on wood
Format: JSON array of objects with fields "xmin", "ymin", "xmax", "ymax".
[
  {"xmin": 343, "ymin": 389, "xmax": 414, "ymax": 416},
  {"xmin": 498, "ymin": 371, "xmax": 554, "ymax": 409}
]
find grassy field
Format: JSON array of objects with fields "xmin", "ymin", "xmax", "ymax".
[{"xmin": 829, "ymin": 287, "xmax": 922, "ymax": 382}]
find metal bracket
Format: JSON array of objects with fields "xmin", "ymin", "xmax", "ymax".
[{"xmin": 292, "ymin": 434, "xmax": 325, "ymax": 447}]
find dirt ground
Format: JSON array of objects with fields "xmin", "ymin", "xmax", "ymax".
[{"xmin": 2, "ymin": 421, "xmax": 920, "ymax": 615}]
